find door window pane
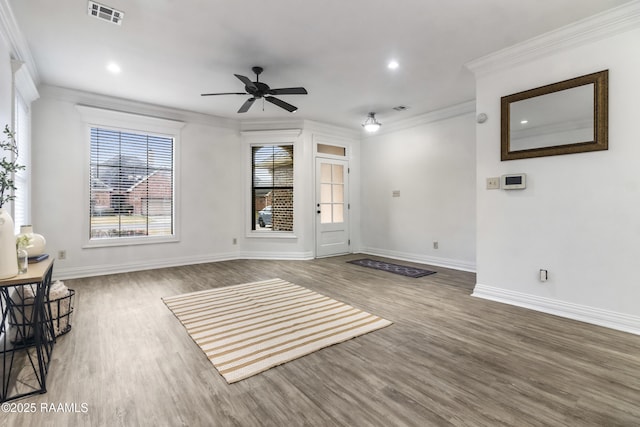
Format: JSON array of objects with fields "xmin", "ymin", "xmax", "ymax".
[
  {"xmin": 318, "ymin": 162, "xmax": 346, "ymax": 224},
  {"xmin": 332, "ymin": 164, "xmax": 344, "ymax": 184}
]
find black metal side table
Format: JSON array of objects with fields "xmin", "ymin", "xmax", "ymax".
[{"xmin": 0, "ymin": 258, "xmax": 55, "ymax": 402}]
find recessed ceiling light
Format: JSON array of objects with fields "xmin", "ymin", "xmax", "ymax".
[
  {"xmin": 107, "ymin": 62, "xmax": 121, "ymax": 74},
  {"xmin": 387, "ymin": 60, "xmax": 399, "ymax": 70},
  {"xmin": 520, "ymin": 119, "xmax": 528, "ymax": 124}
]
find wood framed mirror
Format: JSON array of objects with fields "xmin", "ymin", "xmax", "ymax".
[{"xmin": 501, "ymin": 70, "xmax": 608, "ymax": 161}]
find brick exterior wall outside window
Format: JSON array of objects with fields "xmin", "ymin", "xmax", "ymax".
[{"xmin": 252, "ymin": 144, "xmax": 293, "ymax": 232}]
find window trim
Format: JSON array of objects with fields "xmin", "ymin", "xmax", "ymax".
[
  {"xmin": 77, "ymin": 105, "xmax": 184, "ymax": 248},
  {"xmin": 11, "ymin": 60, "xmax": 38, "ymax": 232},
  {"xmin": 12, "ymin": 91, "xmax": 31, "ymax": 233},
  {"xmin": 242, "ymin": 129, "xmax": 301, "ymax": 239}
]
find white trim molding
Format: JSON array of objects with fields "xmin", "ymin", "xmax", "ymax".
[
  {"xmin": 363, "ymin": 101, "xmax": 476, "ymax": 136},
  {"xmin": 75, "ymin": 104, "xmax": 186, "ymax": 134},
  {"xmin": 0, "ymin": 0, "xmax": 40, "ymax": 84},
  {"xmin": 239, "ymin": 250, "xmax": 314, "ymax": 261},
  {"xmin": 76, "ymin": 105, "xmax": 185, "ymax": 248},
  {"xmin": 466, "ymin": 0, "xmax": 640, "ymax": 76},
  {"xmin": 53, "ymin": 251, "xmax": 314, "ymax": 281},
  {"xmin": 11, "ymin": 60, "xmax": 39, "ymax": 104},
  {"xmin": 42, "ymin": 85, "xmax": 238, "ymax": 130},
  {"xmin": 473, "ymin": 284, "xmax": 640, "ymax": 336},
  {"xmin": 54, "ymin": 252, "xmax": 239, "ymax": 280},
  {"xmin": 241, "ymin": 129, "xmax": 302, "ymax": 239}
]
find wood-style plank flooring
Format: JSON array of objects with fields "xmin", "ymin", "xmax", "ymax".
[{"xmin": 2, "ymin": 255, "xmax": 639, "ymax": 426}]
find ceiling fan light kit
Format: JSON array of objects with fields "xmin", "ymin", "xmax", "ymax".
[
  {"xmin": 201, "ymin": 66, "xmax": 308, "ymax": 114},
  {"xmin": 362, "ymin": 112, "xmax": 382, "ymax": 132}
]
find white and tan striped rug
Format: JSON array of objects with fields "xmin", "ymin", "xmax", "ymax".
[{"xmin": 162, "ymin": 278, "xmax": 393, "ymax": 383}]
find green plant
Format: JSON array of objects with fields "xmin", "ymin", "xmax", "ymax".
[
  {"xmin": 0, "ymin": 125, "xmax": 25, "ymax": 208},
  {"xmin": 16, "ymin": 233, "xmax": 31, "ymax": 250}
]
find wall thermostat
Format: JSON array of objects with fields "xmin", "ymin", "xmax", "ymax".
[{"xmin": 501, "ymin": 173, "xmax": 526, "ymax": 190}]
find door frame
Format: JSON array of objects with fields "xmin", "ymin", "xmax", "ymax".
[{"xmin": 315, "ymin": 155, "xmax": 350, "ymax": 258}]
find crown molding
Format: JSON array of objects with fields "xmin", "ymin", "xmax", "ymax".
[
  {"xmin": 240, "ymin": 118, "xmax": 359, "ymax": 140},
  {"xmin": 363, "ymin": 100, "xmax": 476, "ymax": 137},
  {"xmin": 303, "ymin": 119, "xmax": 360, "ymax": 139},
  {"xmin": 240, "ymin": 129, "xmax": 302, "ymax": 142},
  {"xmin": 240, "ymin": 119, "xmax": 306, "ymax": 132},
  {"xmin": 466, "ymin": 0, "xmax": 640, "ymax": 77},
  {"xmin": 39, "ymin": 85, "xmax": 239, "ymax": 130},
  {"xmin": 0, "ymin": 0, "xmax": 40, "ymax": 84}
]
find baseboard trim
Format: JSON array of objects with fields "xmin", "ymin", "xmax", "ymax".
[
  {"xmin": 53, "ymin": 252, "xmax": 239, "ymax": 280},
  {"xmin": 53, "ymin": 251, "xmax": 315, "ymax": 280},
  {"xmin": 359, "ymin": 247, "xmax": 476, "ymax": 273},
  {"xmin": 238, "ymin": 251, "xmax": 315, "ymax": 261},
  {"xmin": 473, "ymin": 284, "xmax": 640, "ymax": 336}
]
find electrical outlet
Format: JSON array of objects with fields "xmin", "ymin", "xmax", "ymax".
[
  {"xmin": 486, "ymin": 177, "xmax": 500, "ymax": 190},
  {"xmin": 539, "ymin": 269, "xmax": 548, "ymax": 282},
  {"xmin": 232, "ymin": 238, "xmax": 237, "ymax": 245},
  {"xmin": 58, "ymin": 250, "xmax": 66, "ymax": 260},
  {"xmin": 433, "ymin": 241, "xmax": 439, "ymax": 250}
]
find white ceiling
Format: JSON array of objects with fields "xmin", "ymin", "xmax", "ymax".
[{"xmin": 8, "ymin": 0, "xmax": 632, "ymax": 130}]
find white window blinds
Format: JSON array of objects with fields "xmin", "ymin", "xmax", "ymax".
[
  {"xmin": 251, "ymin": 145, "xmax": 294, "ymax": 232},
  {"xmin": 90, "ymin": 127, "xmax": 174, "ymax": 240},
  {"xmin": 13, "ymin": 94, "xmax": 30, "ymax": 233}
]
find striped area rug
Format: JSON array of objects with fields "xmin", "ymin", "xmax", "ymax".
[{"xmin": 162, "ymin": 278, "xmax": 393, "ymax": 384}]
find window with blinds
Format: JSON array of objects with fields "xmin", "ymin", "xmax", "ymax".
[
  {"xmin": 13, "ymin": 94, "xmax": 30, "ymax": 233},
  {"xmin": 90, "ymin": 127, "xmax": 174, "ymax": 240},
  {"xmin": 251, "ymin": 144, "xmax": 294, "ymax": 232}
]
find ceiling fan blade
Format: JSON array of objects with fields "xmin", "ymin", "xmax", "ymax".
[
  {"xmin": 265, "ymin": 96, "xmax": 297, "ymax": 113},
  {"xmin": 234, "ymin": 74, "xmax": 257, "ymax": 91},
  {"xmin": 201, "ymin": 92, "xmax": 246, "ymax": 96},
  {"xmin": 269, "ymin": 87, "xmax": 308, "ymax": 95},
  {"xmin": 238, "ymin": 97, "xmax": 256, "ymax": 113}
]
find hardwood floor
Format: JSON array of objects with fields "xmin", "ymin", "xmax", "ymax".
[{"xmin": 2, "ymin": 255, "xmax": 639, "ymax": 426}]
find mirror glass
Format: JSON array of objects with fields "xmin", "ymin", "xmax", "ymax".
[{"xmin": 501, "ymin": 70, "xmax": 608, "ymax": 160}]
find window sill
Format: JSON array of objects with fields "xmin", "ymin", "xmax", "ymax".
[
  {"xmin": 246, "ymin": 231, "xmax": 298, "ymax": 239},
  {"xmin": 83, "ymin": 235, "xmax": 179, "ymax": 248}
]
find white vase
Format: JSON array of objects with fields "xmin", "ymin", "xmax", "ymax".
[
  {"xmin": 18, "ymin": 225, "xmax": 46, "ymax": 257},
  {"xmin": 0, "ymin": 208, "xmax": 18, "ymax": 279}
]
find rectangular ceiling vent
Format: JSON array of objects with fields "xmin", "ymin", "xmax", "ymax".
[{"xmin": 88, "ymin": 1, "xmax": 124, "ymax": 25}]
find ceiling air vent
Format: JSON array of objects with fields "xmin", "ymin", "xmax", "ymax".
[{"xmin": 88, "ymin": 1, "xmax": 124, "ymax": 25}]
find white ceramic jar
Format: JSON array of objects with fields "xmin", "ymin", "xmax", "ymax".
[
  {"xmin": 18, "ymin": 225, "xmax": 46, "ymax": 257},
  {"xmin": 0, "ymin": 208, "xmax": 18, "ymax": 279}
]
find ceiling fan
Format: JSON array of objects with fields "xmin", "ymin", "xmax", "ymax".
[{"xmin": 201, "ymin": 66, "xmax": 308, "ymax": 113}]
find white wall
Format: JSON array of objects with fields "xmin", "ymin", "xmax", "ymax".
[
  {"xmin": 30, "ymin": 89, "xmax": 362, "ymax": 278},
  {"xmin": 360, "ymin": 108, "xmax": 477, "ymax": 272},
  {"xmin": 472, "ymin": 21, "xmax": 640, "ymax": 333},
  {"xmin": 237, "ymin": 120, "xmax": 361, "ymax": 260},
  {"xmin": 31, "ymin": 86, "xmax": 244, "ymax": 278}
]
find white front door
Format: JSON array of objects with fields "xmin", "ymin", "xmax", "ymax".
[{"xmin": 316, "ymin": 158, "xmax": 349, "ymax": 257}]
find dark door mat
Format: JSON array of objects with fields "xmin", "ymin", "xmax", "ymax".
[{"xmin": 347, "ymin": 259, "xmax": 437, "ymax": 278}]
